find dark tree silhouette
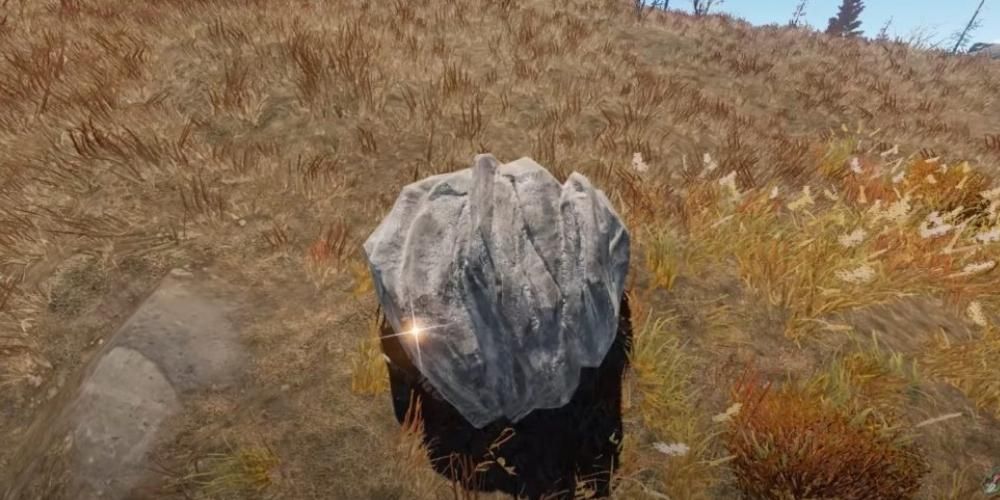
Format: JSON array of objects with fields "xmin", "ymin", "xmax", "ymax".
[
  {"xmin": 950, "ymin": 0, "xmax": 985, "ymax": 54},
  {"xmin": 789, "ymin": 0, "xmax": 808, "ymax": 28},
  {"xmin": 692, "ymin": 0, "xmax": 722, "ymax": 16},
  {"xmin": 825, "ymin": 0, "xmax": 865, "ymax": 38}
]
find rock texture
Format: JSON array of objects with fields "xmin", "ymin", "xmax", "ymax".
[
  {"xmin": 363, "ymin": 154, "xmax": 630, "ymax": 428},
  {"xmin": 969, "ymin": 42, "xmax": 1000, "ymax": 59},
  {"xmin": 3, "ymin": 269, "xmax": 246, "ymax": 500}
]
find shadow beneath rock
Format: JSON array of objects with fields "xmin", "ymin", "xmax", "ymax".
[{"xmin": 380, "ymin": 294, "xmax": 633, "ymax": 500}]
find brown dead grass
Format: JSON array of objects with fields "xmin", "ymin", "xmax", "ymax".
[
  {"xmin": 2, "ymin": 0, "xmax": 1000, "ymax": 498},
  {"xmin": 726, "ymin": 370, "xmax": 930, "ymax": 500}
]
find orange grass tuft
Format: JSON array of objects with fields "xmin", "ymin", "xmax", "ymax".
[{"xmin": 726, "ymin": 371, "xmax": 929, "ymax": 500}]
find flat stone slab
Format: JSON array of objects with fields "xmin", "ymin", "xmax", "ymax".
[
  {"xmin": 4, "ymin": 268, "xmax": 246, "ymax": 500},
  {"xmin": 70, "ymin": 346, "xmax": 182, "ymax": 497}
]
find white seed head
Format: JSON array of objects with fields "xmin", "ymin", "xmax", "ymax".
[
  {"xmin": 948, "ymin": 260, "xmax": 997, "ymax": 278},
  {"xmin": 959, "ymin": 260, "xmax": 996, "ymax": 276},
  {"xmin": 653, "ymin": 442, "xmax": 690, "ymax": 457},
  {"xmin": 703, "ymin": 152, "xmax": 718, "ymax": 172},
  {"xmin": 919, "ymin": 211, "xmax": 954, "ymax": 239},
  {"xmin": 850, "ymin": 157, "xmax": 863, "ymax": 174},
  {"xmin": 870, "ymin": 195, "xmax": 912, "ymax": 225},
  {"xmin": 981, "ymin": 186, "xmax": 1000, "ymax": 201},
  {"xmin": 975, "ymin": 228, "xmax": 1000, "ymax": 244},
  {"xmin": 712, "ymin": 402, "xmax": 743, "ymax": 422},
  {"xmin": 967, "ymin": 301, "xmax": 989, "ymax": 327},
  {"xmin": 631, "ymin": 152, "xmax": 649, "ymax": 173},
  {"xmin": 836, "ymin": 264, "xmax": 876, "ymax": 284},
  {"xmin": 719, "ymin": 171, "xmax": 740, "ymax": 199},
  {"xmin": 879, "ymin": 144, "xmax": 899, "ymax": 158},
  {"xmin": 838, "ymin": 228, "xmax": 867, "ymax": 248}
]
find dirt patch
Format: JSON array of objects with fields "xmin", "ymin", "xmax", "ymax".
[{"xmin": 839, "ymin": 296, "xmax": 977, "ymax": 355}]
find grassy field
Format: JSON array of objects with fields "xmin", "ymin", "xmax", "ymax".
[{"xmin": 2, "ymin": 0, "xmax": 1000, "ymax": 497}]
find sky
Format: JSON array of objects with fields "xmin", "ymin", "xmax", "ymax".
[{"xmin": 667, "ymin": 1, "xmax": 1000, "ymax": 49}]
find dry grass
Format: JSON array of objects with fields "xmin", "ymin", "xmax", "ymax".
[
  {"xmin": 387, "ymin": 397, "xmax": 513, "ymax": 499},
  {"xmin": 2, "ymin": 0, "xmax": 1000, "ymax": 497},
  {"xmin": 922, "ymin": 316, "xmax": 1000, "ymax": 420},
  {"xmin": 174, "ymin": 442, "xmax": 281, "ymax": 499},
  {"xmin": 349, "ymin": 314, "xmax": 390, "ymax": 396},
  {"xmin": 615, "ymin": 305, "xmax": 734, "ymax": 498},
  {"xmin": 725, "ymin": 370, "xmax": 929, "ymax": 499}
]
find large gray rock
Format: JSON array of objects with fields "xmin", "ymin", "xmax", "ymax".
[
  {"xmin": 969, "ymin": 42, "xmax": 1000, "ymax": 59},
  {"xmin": 363, "ymin": 154, "xmax": 630, "ymax": 428}
]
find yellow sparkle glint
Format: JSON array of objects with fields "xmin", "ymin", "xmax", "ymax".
[
  {"xmin": 379, "ymin": 298, "xmax": 454, "ymax": 372},
  {"xmin": 382, "ymin": 321, "xmax": 432, "ymax": 342}
]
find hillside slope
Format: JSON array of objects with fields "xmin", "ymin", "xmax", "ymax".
[{"xmin": 2, "ymin": 0, "xmax": 1000, "ymax": 498}]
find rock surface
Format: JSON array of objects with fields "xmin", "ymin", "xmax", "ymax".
[
  {"xmin": 3, "ymin": 268, "xmax": 246, "ymax": 500},
  {"xmin": 364, "ymin": 154, "xmax": 630, "ymax": 428},
  {"xmin": 969, "ymin": 42, "xmax": 1000, "ymax": 59}
]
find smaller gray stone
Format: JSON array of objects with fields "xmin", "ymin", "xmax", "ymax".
[
  {"xmin": 4, "ymin": 269, "xmax": 246, "ymax": 500},
  {"xmin": 116, "ymin": 276, "xmax": 244, "ymax": 393},
  {"xmin": 70, "ymin": 347, "xmax": 181, "ymax": 498}
]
